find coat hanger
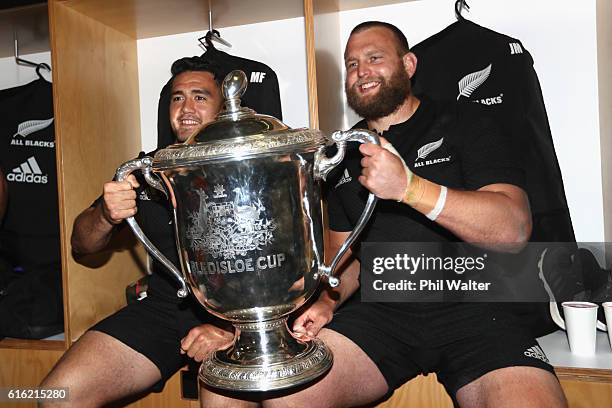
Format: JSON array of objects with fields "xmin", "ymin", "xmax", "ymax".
[
  {"xmin": 14, "ymin": 32, "xmax": 51, "ymax": 81},
  {"xmin": 198, "ymin": 0, "xmax": 232, "ymax": 51},
  {"xmin": 455, "ymin": 0, "xmax": 470, "ymax": 21}
]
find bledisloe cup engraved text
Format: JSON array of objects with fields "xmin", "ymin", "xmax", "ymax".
[{"xmin": 190, "ymin": 253, "xmax": 287, "ymax": 275}]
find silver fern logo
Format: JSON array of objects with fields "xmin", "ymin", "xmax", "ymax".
[
  {"xmin": 456, "ymin": 64, "xmax": 492, "ymax": 100},
  {"xmin": 416, "ymin": 138, "xmax": 444, "ymax": 161},
  {"xmin": 12, "ymin": 118, "xmax": 54, "ymax": 138}
]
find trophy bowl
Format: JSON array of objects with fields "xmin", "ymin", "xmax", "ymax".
[{"xmin": 116, "ymin": 71, "xmax": 379, "ymax": 391}]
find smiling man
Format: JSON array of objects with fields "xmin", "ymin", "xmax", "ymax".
[
  {"xmin": 39, "ymin": 57, "xmax": 233, "ymax": 408},
  {"xmin": 200, "ymin": 22, "xmax": 567, "ymax": 408},
  {"xmin": 169, "ymin": 66, "xmax": 222, "ymax": 142}
]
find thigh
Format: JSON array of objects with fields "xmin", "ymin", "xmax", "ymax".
[
  {"xmin": 91, "ymin": 295, "xmax": 201, "ymax": 386},
  {"xmin": 456, "ymin": 366, "xmax": 567, "ymax": 408},
  {"xmin": 264, "ymin": 329, "xmax": 389, "ymax": 408},
  {"xmin": 40, "ymin": 330, "xmax": 161, "ymax": 407},
  {"xmin": 434, "ymin": 304, "xmax": 561, "ymax": 404}
]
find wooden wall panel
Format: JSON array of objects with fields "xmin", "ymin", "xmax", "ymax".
[
  {"xmin": 48, "ymin": 0, "xmax": 146, "ymax": 343},
  {"xmin": 0, "ymin": 348, "xmax": 63, "ymax": 408},
  {"xmin": 376, "ymin": 375, "xmax": 453, "ymax": 408},
  {"xmin": 560, "ymin": 379, "xmax": 612, "ymax": 408},
  {"xmin": 312, "ymin": 0, "xmax": 346, "ymax": 134},
  {"xmin": 125, "ymin": 370, "xmax": 199, "ymax": 408}
]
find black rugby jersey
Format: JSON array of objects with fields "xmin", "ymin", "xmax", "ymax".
[
  {"xmin": 327, "ymin": 97, "xmax": 524, "ymax": 246},
  {"xmin": 0, "ymin": 78, "xmax": 59, "ymax": 269},
  {"xmin": 411, "ymin": 19, "xmax": 574, "ymax": 242}
]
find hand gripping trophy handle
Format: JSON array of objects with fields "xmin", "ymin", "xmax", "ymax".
[
  {"xmin": 115, "ymin": 156, "xmax": 189, "ymax": 298},
  {"xmin": 314, "ymin": 129, "xmax": 380, "ymax": 288}
]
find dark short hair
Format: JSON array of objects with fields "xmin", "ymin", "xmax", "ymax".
[
  {"xmin": 170, "ymin": 56, "xmax": 225, "ymax": 84},
  {"xmin": 350, "ymin": 21, "xmax": 410, "ymax": 56}
]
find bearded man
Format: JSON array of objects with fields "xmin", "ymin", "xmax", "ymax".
[{"xmin": 199, "ymin": 22, "xmax": 568, "ymax": 407}]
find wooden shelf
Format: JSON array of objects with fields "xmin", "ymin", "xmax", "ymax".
[
  {"xmin": 0, "ymin": 338, "xmax": 65, "ymax": 351},
  {"xmin": 60, "ymin": 0, "xmax": 304, "ymax": 40}
]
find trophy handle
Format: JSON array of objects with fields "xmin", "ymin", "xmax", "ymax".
[
  {"xmin": 116, "ymin": 157, "xmax": 189, "ymax": 298},
  {"xmin": 315, "ymin": 129, "xmax": 380, "ymax": 288}
]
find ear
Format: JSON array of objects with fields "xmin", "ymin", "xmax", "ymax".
[{"xmin": 402, "ymin": 52, "xmax": 418, "ymax": 79}]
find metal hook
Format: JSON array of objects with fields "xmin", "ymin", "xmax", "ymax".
[
  {"xmin": 198, "ymin": 0, "xmax": 231, "ymax": 49},
  {"xmin": 455, "ymin": 0, "xmax": 470, "ymax": 21},
  {"xmin": 14, "ymin": 31, "xmax": 51, "ymax": 77}
]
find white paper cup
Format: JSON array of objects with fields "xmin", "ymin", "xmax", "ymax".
[
  {"xmin": 603, "ymin": 302, "xmax": 612, "ymax": 349},
  {"xmin": 561, "ymin": 301, "xmax": 598, "ymax": 355}
]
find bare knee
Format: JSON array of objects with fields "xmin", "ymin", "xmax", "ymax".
[
  {"xmin": 39, "ymin": 331, "xmax": 161, "ymax": 407},
  {"xmin": 457, "ymin": 367, "xmax": 567, "ymax": 408}
]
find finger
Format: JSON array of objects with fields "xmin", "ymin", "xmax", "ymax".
[
  {"xmin": 306, "ymin": 320, "xmax": 325, "ymax": 337},
  {"xmin": 126, "ymin": 174, "xmax": 140, "ymax": 189},
  {"xmin": 378, "ymin": 136, "xmax": 389, "ymax": 146},
  {"xmin": 180, "ymin": 328, "xmax": 203, "ymax": 352},
  {"xmin": 292, "ymin": 315, "xmax": 311, "ymax": 334},
  {"xmin": 360, "ymin": 156, "xmax": 369, "ymax": 168},
  {"xmin": 359, "ymin": 143, "xmax": 382, "ymax": 156},
  {"xmin": 105, "ymin": 180, "xmax": 136, "ymax": 192},
  {"xmin": 186, "ymin": 335, "xmax": 207, "ymax": 358}
]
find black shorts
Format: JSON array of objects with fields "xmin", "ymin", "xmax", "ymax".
[
  {"xmin": 326, "ymin": 298, "xmax": 555, "ymax": 399},
  {"xmin": 91, "ymin": 291, "xmax": 214, "ymax": 392}
]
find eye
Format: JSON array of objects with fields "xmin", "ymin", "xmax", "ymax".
[
  {"xmin": 195, "ymin": 95, "xmax": 207, "ymax": 102},
  {"xmin": 370, "ymin": 55, "xmax": 381, "ymax": 63},
  {"xmin": 346, "ymin": 61, "xmax": 357, "ymax": 70},
  {"xmin": 171, "ymin": 95, "xmax": 183, "ymax": 103}
]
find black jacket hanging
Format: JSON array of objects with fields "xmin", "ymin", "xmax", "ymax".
[
  {"xmin": 0, "ymin": 78, "xmax": 63, "ymax": 339},
  {"xmin": 157, "ymin": 49, "xmax": 283, "ymax": 149},
  {"xmin": 411, "ymin": 19, "xmax": 575, "ymax": 243}
]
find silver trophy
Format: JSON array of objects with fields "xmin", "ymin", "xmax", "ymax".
[{"xmin": 116, "ymin": 70, "xmax": 378, "ymax": 391}]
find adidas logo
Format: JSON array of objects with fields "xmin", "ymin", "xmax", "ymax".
[
  {"xmin": 335, "ymin": 168, "xmax": 352, "ymax": 188},
  {"xmin": 509, "ymin": 42, "xmax": 523, "ymax": 55},
  {"xmin": 250, "ymin": 71, "xmax": 267, "ymax": 83},
  {"xmin": 524, "ymin": 345, "xmax": 549, "ymax": 363},
  {"xmin": 6, "ymin": 156, "xmax": 48, "ymax": 184}
]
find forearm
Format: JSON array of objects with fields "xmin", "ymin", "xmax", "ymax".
[
  {"xmin": 405, "ymin": 177, "xmax": 531, "ymax": 251},
  {"xmin": 318, "ymin": 257, "xmax": 360, "ymax": 311},
  {"xmin": 71, "ymin": 204, "xmax": 116, "ymax": 254}
]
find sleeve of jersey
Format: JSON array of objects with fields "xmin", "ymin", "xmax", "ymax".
[
  {"xmin": 325, "ymin": 172, "xmax": 353, "ymax": 232},
  {"xmin": 458, "ymin": 110, "xmax": 526, "ymax": 191}
]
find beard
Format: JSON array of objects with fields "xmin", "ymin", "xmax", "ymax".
[{"xmin": 345, "ymin": 64, "xmax": 412, "ymax": 121}]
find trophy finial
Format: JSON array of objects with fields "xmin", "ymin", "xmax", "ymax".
[{"xmin": 222, "ymin": 70, "xmax": 247, "ymax": 113}]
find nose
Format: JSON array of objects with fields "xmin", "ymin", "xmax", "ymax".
[
  {"xmin": 357, "ymin": 62, "xmax": 370, "ymax": 79},
  {"xmin": 181, "ymin": 98, "xmax": 195, "ymax": 113}
]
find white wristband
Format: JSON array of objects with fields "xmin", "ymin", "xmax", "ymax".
[{"xmin": 426, "ymin": 186, "xmax": 447, "ymax": 221}]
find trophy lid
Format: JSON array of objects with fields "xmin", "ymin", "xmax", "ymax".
[{"xmin": 152, "ymin": 70, "xmax": 326, "ymax": 169}]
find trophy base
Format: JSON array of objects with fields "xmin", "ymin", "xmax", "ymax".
[{"xmin": 199, "ymin": 318, "xmax": 333, "ymax": 391}]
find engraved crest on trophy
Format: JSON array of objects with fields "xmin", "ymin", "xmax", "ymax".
[{"xmin": 186, "ymin": 187, "xmax": 277, "ymax": 260}]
